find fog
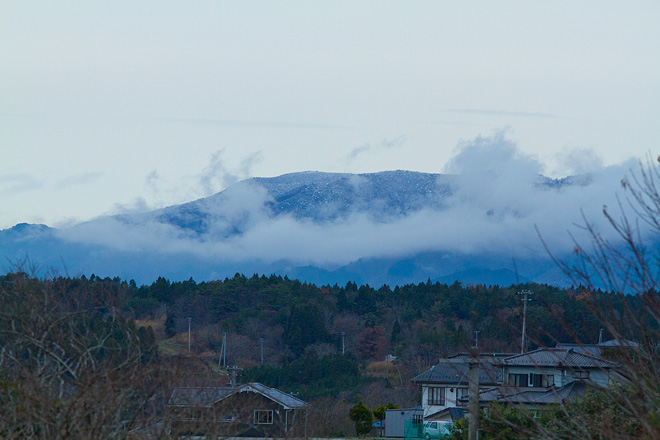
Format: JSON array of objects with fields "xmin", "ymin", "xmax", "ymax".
[{"xmin": 56, "ymin": 134, "xmax": 641, "ymax": 272}]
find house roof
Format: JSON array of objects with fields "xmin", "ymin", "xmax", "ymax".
[
  {"xmin": 168, "ymin": 382, "xmax": 309, "ymax": 410},
  {"xmin": 411, "ymin": 359, "xmax": 501, "ymax": 386},
  {"xmin": 502, "ymin": 348, "xmax": 619, "ymax": 369},
  {"xmin": 168, "ymin": 387, "xmax": 231, "ymax": 408},
  {"xmin": 598, "ymin": 339, "xmax": 638, "ymax": 348},
  {"xmin": 426, "ymin": 407, "xmax": 465, "ymax": 422},
  {"xmin": 461, "ymin": 380, "xmax": 594, "ymax": 406},
  {"xmin": 555, "ymin": 343, "xmax": 601, "ymax": 357}
]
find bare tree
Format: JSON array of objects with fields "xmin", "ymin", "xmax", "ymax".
[
  {"xmin": 0, "ymin": 273, "xmax": 169, "ymax": 439},
  {"xmin": 497, "ymin": 157, "xmax": 660, "ymax": 439}
]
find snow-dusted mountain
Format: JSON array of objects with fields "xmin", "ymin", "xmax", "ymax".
[{"xmin": 1, "ymin": 170, "xmax": 591, "ymax": 286}]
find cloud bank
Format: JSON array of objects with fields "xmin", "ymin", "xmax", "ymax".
[{"xmin": 56, "ymin": 134, "xmax": 640, "ymax": 272}]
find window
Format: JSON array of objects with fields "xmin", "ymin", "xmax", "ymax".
[
  {"xmin": 428, "ymin": 387, "xmax": 445, "ymax": 406},
  {"xmin": 530, "ymin": 374, "xmax": 554, "ymax": 387},
  {"xmin": 457, "ymin": 387, "xmax": 468, "ymax": 400},
  {"xmin": 254, "ymin": 410, "xmax": 274, "ymax": 424},
  {"xmin": 413, "ymin": 414, "xmax": 423, "ymax": 424},
  {"xmin": 574, "ymin": 370, "xmax": 590, "ymax": 380},
  {"xmin": 509, "ymin": 373, "xmax": 529, "ymax": 387}
]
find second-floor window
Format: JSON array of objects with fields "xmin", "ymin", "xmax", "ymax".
[
  {"xmin": 428, "ymin": 387, "xmax": 445, "ymax": 406},
  {"xmin": 509, "ymin": 373, "xmax": 529, "ymax": 387},
  {"xmin": 457, "ymin": 387, "xmax": 468, "ymax": 401},
  {"xmin": 530, "ymin": 373, "xmax": 555, "ymax": 387}
]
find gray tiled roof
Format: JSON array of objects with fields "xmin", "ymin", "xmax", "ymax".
[
  {"xmin": 530, "ymin": 380, "xmax": 591, "ymax": 404},
  {"xmin": 426, "ymin": 407, "xmax": 465, "ymax": 421},
  {"xmin": 598, "ymin": 339, "xmax": 638, "ymax": 348},
  {"xmin": 411, "ymin": 359, "xmax": 502, "ymax": 386},
  {"xmin": 462, "ymin": 381, "xmax": 593, "ymax": 406},
  {"xmin": 167, "ymin": 382, "xmax": 308, "ymax": 409},
  {"xmin": 168, "ymin": 387, "xmax": 232, "ymax": 407},
  {"xmin": 241, "ymin": 382, "xmax": 309, "ymax": 409},
  {"xmin": 502, "ymin": 348, "xmax": 618, "ymax": 369},
  {"xmin": 555, "ymin": 343, "xmax": 601, "ymax": 357}
]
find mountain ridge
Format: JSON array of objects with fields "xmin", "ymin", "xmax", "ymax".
[{"xmin": 1, "ymin": 170, "xmax": 583, "ymax": 286}]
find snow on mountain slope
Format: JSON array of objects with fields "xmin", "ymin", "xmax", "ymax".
[{"xmin": 0, "ymin": 169, "xmax": 612, "ymax": 287}]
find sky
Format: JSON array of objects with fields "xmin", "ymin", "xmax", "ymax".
[{"xmin": 2, "ymin": 1, "xmax": 660, "ymax": 230}]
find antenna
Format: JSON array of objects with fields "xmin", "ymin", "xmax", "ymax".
[
  {"xmin": 187, "ymin": 317, "xmax": 192, "ymax": 353},
  {"xmin": 518, "ymin": 290, "xmax": 533, "ymax": 353}
]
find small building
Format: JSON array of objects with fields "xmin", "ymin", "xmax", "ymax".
[
  {"xmin": 168, "ymin": 382, "xmax": 309, "ymax": 438},
  {"xmin": 384, "ymin": 407, "xmax": 423, "ymax": 438}
]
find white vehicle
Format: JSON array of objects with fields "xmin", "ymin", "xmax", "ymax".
[{"xmin": 423, "ymin": 421, "xmax": 451, "ymax": 439}]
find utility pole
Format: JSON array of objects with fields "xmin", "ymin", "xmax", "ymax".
[
  {"xmin": 222, "ymin": 332, "xmax": 226, "ymax": 367},
  {"xmin": 474, "ymin": 330, "xmax": 480, "ymax": 349},
  {"xmin": 341, "ymin": 332, "xmax": 345, "ymax": 355},
  {"xmin": 227, "ymin": 366, "xmax": 243, "ymax": 388},
  {"xmin": 518, "ymin": 290, "xmax": 533, "ymax": 353},
  {"xmin": 468, "ymin": 350, "xmax": 480, "ymax": 440},
  {"xmin": 260, "ymin": 337, "xmax": 264, "ymax": 365},
  {"xmin": 599, "ymin": 328, "xmax": 604, "ymax": 344},
  {"xmin": 187, "ymin": 317, "xmax": 192, "ymax": 353}
]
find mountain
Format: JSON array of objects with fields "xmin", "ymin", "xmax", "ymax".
[{"xmin": 1, "ymin": 170, "xmax": 580, "ymax": 286}]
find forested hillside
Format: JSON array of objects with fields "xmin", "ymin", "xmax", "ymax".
[
  {"xmin": 1, "ymin": 270, "xmax": 650, "ymax": 437},
  {"xmin": 130, "ymin": 273, "xmax": 618, "ymax": 365}
]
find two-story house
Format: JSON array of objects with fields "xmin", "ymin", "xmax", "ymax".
[
  {"xmin": 413, "ymin": 348, "xmax": 622, "ymax": 417},
  {"xmin": 411, "ymin": 353, "xmax": 509, "ymax": 419}
]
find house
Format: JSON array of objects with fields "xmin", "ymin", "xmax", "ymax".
[
  {"xmin": 413, "ymin": 348, "xmax": 621, "ymax": 417},
  {"xmin": 410, "ymin": 353, "xmax": 509, "ymax": 418},
  {"xmin": 502, "ymin": 347, "xmax": 619, "ymax": 389},
  {"xmin": 168, "ymin": 382, "xmax": 309, "ymax": 438}
]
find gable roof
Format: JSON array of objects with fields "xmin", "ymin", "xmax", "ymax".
[
  {"xmin": 168, "ymin": 382, "xmax": 309, "ymax": 410},
  {"xmin": 426, "ymin": 407, "xmax": 465, "ymax": 422},
  {"xmin": 502, "ymin": 348, "xmax": 619, "ymax": 369},
  {"xmin": 411, "ymin": 359, "xmax": 501, "ymax": 386}
]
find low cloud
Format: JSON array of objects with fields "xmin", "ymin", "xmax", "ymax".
[
  {"xmin": 346, "ymin": 136, "xmax": 406, "ymax": 162},
  {"xmin": 55, "ymin": 172, "xmax": 104, "ymax": 189},
  {"xmin": 445, "ymin": 109, "xmax": 559, "ymax": 119},
  {"xmin": 0, "ymin": 173, "xmax": 42, "ymax": 193},
  {"xmin": 57, "ymin": 133, "xmax": 642, "ymax": 271}
]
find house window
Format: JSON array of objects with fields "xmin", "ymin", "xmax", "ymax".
[
  {"xmin": 457, "ymin": 387, "xmax": 468, "ymax": 401},
  {"xmin": 509, "ymin": 373, "xmax": 529, "ymax": 387},
  {"xmin": 530, "ymin": 374, "xmax": 555, "ymax": 387},
  {"xmin": 413, "ymin": 414, "xmax": 423, "ymax": 424},
  {"xmin": 574, "ymin": 370, "xmax": 590, "ymax": 380},
  {"xmin": 254, "ymin": 410, "xmax": 274, "ymax": 424},
  {"xmin": 428, "ymin": 387, "xmax": 445, "ymax": 406}
]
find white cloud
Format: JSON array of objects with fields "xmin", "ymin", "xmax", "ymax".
[{"xmin": 54, "ymin": 133, "xmax": 642, "ymax": 271}]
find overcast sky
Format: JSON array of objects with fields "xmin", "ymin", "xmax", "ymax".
[{"xmin": 2, "ymin": 1, "xmax": 660, "ymax": 230}]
